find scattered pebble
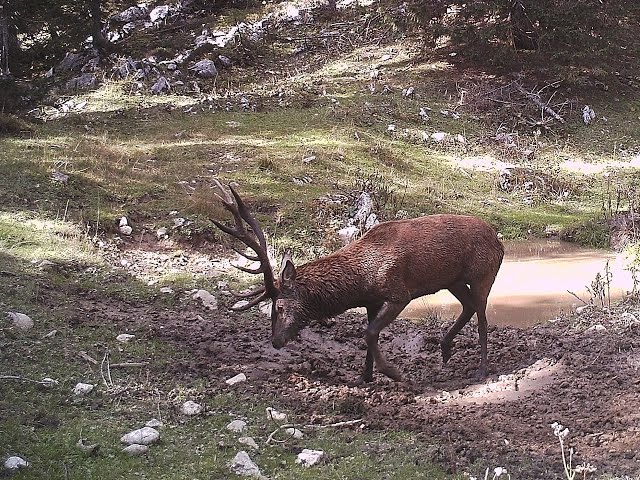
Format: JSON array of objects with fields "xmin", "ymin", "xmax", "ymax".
[
  {"xmin": 156, "ymin": 227, "xmax": 168, "ymax": 239},
  {"xmin": 120, "ymin": 427, "xmax": 160, "ymax": 445},
  {"xmin": 4, "ymin": 456, "xmax": 29, "ymax": 471},
  {"xmin": 145, "ymin": 418, "xmax": 163, "ymax": 428},
  {"xmin": 238, "ymin": 436, "xmax": 259, "ymax": 450},
  {"xmin": 119, "ymin": 217, "xmax": 133, "ymax": 235},
  {"xmin": 76, "ymin": 438, "xmax": 100, "ymax": 455},
  {"xmin": 180, "ymin": 400, "xmax": 203, "ymax": 416},
  {"xmin": 229, "ymin": 451, "xmax": 264, "ymax": 478},
  {"xmin": 265, "ymin": 407, "xmax": 287, "ymax": 422},
  {"xmin": 226, "ymin": 420, "xmax": 247, "ymax": 433},
  {"xmin": 585, "ymin": 324, "xmax": 607, "ymax": 333},
  {"xmin": 41, "ymin": 377, "xmax": 59, "ymax": 388},
  {"xmin": 72, "ymin": 382, "xmax": 94, "ymax": 396},
  {"xmin": 284, "ymin": 427, "xmax": 303, "ymax": 439},
  {"xmin": 160, "ymin": 286, "xmax": 174, "ymax": 294},
  {"xmin": 43, "ymin": 329, "xmax": 57, "ymax": 338},
  {"xmin": 193, "ymin": 289, "xmax": 218, "ymax": 310},
  {"xmin": 116, "ymin": 333, "xmax": 135, "ymax": 343},
  {"xmin": 296, "ymin": 448, "xmax": 324, "ymax": 467},
  {"xmin": 225, "ymin": 373, "xmax": 247, "ymax": 386},
  {"xmin": 122, "ymin": 444, "xmax": 149, "ymax": 456},
  {"xmin": 6, "ymin": 311, "xmax": 34, "ymax": 330}
]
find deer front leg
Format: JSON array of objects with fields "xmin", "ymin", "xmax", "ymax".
[{"xmin": 363, "ymin": 301, "xmax": 407, "ymax": 382}]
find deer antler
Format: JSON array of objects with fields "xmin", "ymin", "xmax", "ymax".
[{"xmin": 211, "ymin": 179, "xmax": 279, "ymax": 311}]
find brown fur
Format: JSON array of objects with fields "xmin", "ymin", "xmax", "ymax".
[{"xmin": 272, "ymin": 214, "xmax": 504, "ymax": 383}]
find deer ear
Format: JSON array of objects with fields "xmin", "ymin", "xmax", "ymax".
[{"xmin": 279, "ymin": 253, "xmax": 296, "ymax": 289}]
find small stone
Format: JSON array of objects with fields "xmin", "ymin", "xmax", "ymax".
[
  {"xmin": 232, "ymin": 300, "xmax": 249, "ymax": 310},
  {"xmin": 145, "ymin": 418, "xmax": 163, "ymax": 428},
  {"xmin": 181, "ymin": 400, "xmax": 203, "ymax": 416},
  {"xmin": 44, "ymin": 329, "xmax": 58, "ymax": 338},
  {"xmin": 576, "ymin": 304, "xmax": 593, "ymax": 315},
  {"xmin": 259, "ymin": 301, "xmax": 271, "ymax": 317},
  {"xmin": 284, "ymin": 427, "xmax": 303, "ymax": 439},
  {"xmin": 122, "ymin": 444, "xmax": 149, "ymax": 456},
  {"xmin": 585, "ymin": 324, "xmax": 607, "ymax": 333},
  {"xmin": 193, "ymin": 289, "xmax": 218, "ymax": 310},
  {"xmin": 265, "ymin": 407, "xmax": 287, "ymax": 422},
  {"xmin": 41, "ymin": 377, "xmax": 59, "ymax": 388},
  {"xmin": 37, "ymin": 259, "xmax": 56, "ymax": 270},
  {"xmin": 7, "ymin": 311, "xmax": 34, "ymax": 330},
  {"xmin": 226, "ymin": 373, "xmax": 247, "ymax": 385},
  {"xmin": 296, "ymin": 449, "xmax": 324, "ymax": 467},
  {"xmin": 226, "ymin": 419, "xmax": 247, "ymax": 433},
  {"xmin": 76, "ymin": 438, "xmax": 100, "ymax": 455},
  {"xmin": 73, "ymin": 382, "xmax": 94, "ymax": 396},
  {"xmin": 120, "ymin": 427, "xmax": 160, "ymax": 445},
  {"xmin": 120, "ymin": 225, "xmax": 133, "ymax": 235},
  {"xmin": 238, "ymin": 436, "xmax": 259, "ymax": 450},
  {"xmin": 116, "ymin": 333, "xmax": 135, "ymax": 343},
  {"xmin": 431, "ymin": 132, "xmax": 448, "ymax": 142},
  {"xmin": 230, "ymin": 451, "xmax": 263, "ymax": 478},
  {"xmin": 160, "ymin": 286, "xmax": 174, "ymax": 294},
  {"xmin": 156, "ymin": 227, "xmax": 168, "ymax": 239},
  {"xmin": 455, "ymin": 133, "xmax": 466, "ymax": 144},
  {"xmin": 4, "ymin": 456, "xmax": 29, "ymax": 471},
  {"xmin": 119, "ymin": 216, "xmax": 128, "ymax": 227}
]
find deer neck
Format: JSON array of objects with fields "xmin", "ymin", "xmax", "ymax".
[{"xmin": 294, "ymin": 253, "xmax": 365, "ymax": 321}]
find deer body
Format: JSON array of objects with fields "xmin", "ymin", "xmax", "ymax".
[{"xmin": 212, "ymin": 182, "xmax": 504, "ymax": 383}]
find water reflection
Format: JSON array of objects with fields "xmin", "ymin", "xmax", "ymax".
[{"xmin": 402, "ymin": 240, "xmax": 634, "ymax": 328}]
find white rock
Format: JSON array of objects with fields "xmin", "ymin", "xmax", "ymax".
[
  {"xmin": 119, "ymin": 216, "xmax": 129, "ymax": 227},
  {"xmin": 230, "ymin": 451, "xmax": 263, "ymax": 478},
  {"xmin": 585, "ymin": 324, "xmax": 607, "ymax": 333},
  {"xmin": 120, "ymin": 225, "xmax": 133, "ymax": 235},
  {"xmin": 231, "ymin": 300, "xmax": 249, "ymax": 310},
  {"xmin": 193, "ymin": 289, "xmax": 218, "ymax": 310},
  {"xmin": 238, "ymin": 436, "xmax": 259, "ymax": 450},
  {"xmin": 430, "ymin": 131, "xmax": 448, "ymax": 142},
  {"xmin": 37, "ymin": 260, "xmax": 56, "ymax": 270},
  {"xmin": 122, "ymin": 444, "xmax": 149, "ymax": 456},
  {"xmin": 44, "ymin": 329, "xmax": 57, "ymax": 338},
  {"xmin": 284, "ymin": 427, "xmax": 303, "ymax": 439},
  {"xmin": 149, "ymin": 5, "xmax": 169, "ymax": 22},
  {"xmin": 265, "ymin": 407, "xmax": 287, "ymax": 422},
  {"xmin": 73, "ymin": 382, "xmax": 94, "ymax": 396},
  {"xmin": 4, "ymin": 456, "xmax": 29, "ymax": 471},
  {"xmin": 225, "ymin": 373, "xmax": 247, "ymax": 385},
  {"xmin": 157, "ymin": 227, "xmax": 168, "ymax": 239},
  {"xmin": 455, "ymin": 133, "xmax": 466, "ymax": 144},
  {"xmin": 296, "ymin": 449, "xmax": 324, "ymax": 467},
  {"xmin": 259, "ymin": 301, "xmax": 272, "ymax": 317},
  {"xmin": 180, "ymin": 400, "xmax": 203, "ymax": 416},
  {"xmin": 338, "ymin": 226, "xmax": 359, "ymax": 245},
  {"xmin": 41, "ymin": 377, "xmax": 59, "ymax": 388},
  {"xmin": 576, "ymin": 304, "xmax": 593, "ymax": 315},
  {"xmin": 145, "ymin": 418, "xmax": 163, "ymax": 428},
  {"xmin": 160, "ymin": 286, "xmax": 174, "ymax": 294},
  {"xmin": 120, "ymin": 427, "xmax": 160, "ymax": 445},
  {"xmin": 116, "ymin": 333, "xmax": 135, "ymax": 343},
  {"xmin": 226, "ymin": 419, "xmax": 247, "ymax": 433},
  {"xmin": 7, "ymin": 311, "xmax": 34, "ymax": 330}
]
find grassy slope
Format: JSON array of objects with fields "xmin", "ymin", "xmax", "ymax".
[{"xmin": 2, "ymin": 3, "xmax": 640, "ymax": 479}]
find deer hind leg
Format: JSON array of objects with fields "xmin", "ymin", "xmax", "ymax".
[
  {"xmin": 361, "ymin": 305, "xmax": 381, "ymax": 383},
  {"xmin": 364, "ymin": 301, "xmax": 408, "ymax": 382},
  {"xmin": 441, "ymin": 283, "xmax": 476, "ymax": 364},
  {"xmin": 471, "ymin": 280, "xmax": 495, "ymax": 379}
]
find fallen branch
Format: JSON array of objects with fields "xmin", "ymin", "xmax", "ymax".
[
  {"xmin": 0, "ymin": 375, "xmax": 56, "ymax": 386},
  {"xmin": 514, "ymin": 83, "xmax": 565, "ymax": 124},
  {"xmin": 109, "ymin": 362, "xmax": 149, "ymax": 368},
  {"xmin": 78, "ymin": 351, "xmax": 99, "ymax": 365},
  {"xmin": 266, "ymin": 418, "xmax": 364, "ymax": 444},
  {"xmin": 305, "ymin": 418, "xmax": 364, "ymax": 429}
]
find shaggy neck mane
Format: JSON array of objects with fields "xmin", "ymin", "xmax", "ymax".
[{"xmin": 294, "ymin": 253, "xmax": 364, "ymax": 321}]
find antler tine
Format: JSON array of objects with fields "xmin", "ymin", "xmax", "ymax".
[
  {"xmin": 228, "ymin": 185, "xmax": 267, "ymax": 251},
  {"xmin": 232, "ymin": 286, "xmax": 266, "ymax": 299},
  {"xmin": 230, "ymin": 291, "xmax": 270, "ymax": 311},
  {"xmin": 212, "ymin": 179, "xmax": 279, "ymax": 300}
]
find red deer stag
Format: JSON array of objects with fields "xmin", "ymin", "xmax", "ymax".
[{"xmin": 212, "ymin": 180, "xmax": 504, "ymax": 382}]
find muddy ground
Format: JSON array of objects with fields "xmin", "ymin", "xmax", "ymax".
[{"xmin": 83, "ymin": 275, "xmax": 640, "ymax": 479}]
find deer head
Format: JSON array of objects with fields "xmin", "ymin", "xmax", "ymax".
[{"xmin": 212, "ymin": 181, "xmax": 305, "ymax": 349}]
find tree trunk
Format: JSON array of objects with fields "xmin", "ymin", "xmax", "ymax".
[
  {"xmin": 89, "ymin": 0, "xmax": 109, "ymax": 54},
  {"xmin": 0, "ymin": 1, "xmax": 11, "ymax": 77}
]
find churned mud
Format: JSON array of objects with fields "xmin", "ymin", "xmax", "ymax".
[{"xmin": 100, "ymin": 295, "xmax": 640, "ymax": 479}]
